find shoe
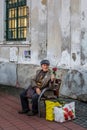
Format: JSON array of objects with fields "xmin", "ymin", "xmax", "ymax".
[
  {"xmin": 18, "ymin": 110, "xmax": 29, "ymax": 114},
  {"xmin": 27, "ymin": 111, "xmax": 37, "ymax": 116}
]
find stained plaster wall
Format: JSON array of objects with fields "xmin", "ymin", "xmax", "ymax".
[
  {"xmin": 0, "ymin": 0, "xmax": 87, "ymax": 100},
  {"xmin": 0, "ymin": 0, "xmax": 5, "ymax": 42}
]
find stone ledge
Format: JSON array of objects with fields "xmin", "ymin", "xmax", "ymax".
[{"xmin": 77, "ymin": 94, "xmax": 87, "ymax": 102}]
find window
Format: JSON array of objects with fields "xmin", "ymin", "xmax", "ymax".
[{"xmin": 6, "ymin": 0, "xmax": 28, "ymax": 41}]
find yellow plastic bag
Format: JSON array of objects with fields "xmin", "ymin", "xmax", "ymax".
[{"xmin": 45, "ymin": 100, "xmax": 61, "ymax": 121}]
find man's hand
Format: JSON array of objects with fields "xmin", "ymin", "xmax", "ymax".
[{"xmin": 36, "ymin": 87, "xmax": 41, "ymax": 95}]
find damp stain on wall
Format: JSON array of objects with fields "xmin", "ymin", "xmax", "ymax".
[
  {"xmin": 41, "ymin": 0, "xmax": 47, "ymax": 6},
  {"xmin": 72, "ymin": 53, "xmax": 76, "ymax": 61}
]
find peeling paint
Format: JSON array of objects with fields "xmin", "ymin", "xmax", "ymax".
[{"xmin": 58, "ymin": 50, "xmax": 70, "ymax": 67}]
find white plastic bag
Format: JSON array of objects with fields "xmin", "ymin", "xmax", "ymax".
[
  {"xmin": 54, "ymin": 107, "xmax": 64, "ymax": 122},
  {"xmin": 54, "ymin": 102, "xmax": 76, "ymax": 122}
]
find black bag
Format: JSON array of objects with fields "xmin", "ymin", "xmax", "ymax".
[{"xmin": 26, "ymin": 87, "xmax": 35, "ymax": 98}]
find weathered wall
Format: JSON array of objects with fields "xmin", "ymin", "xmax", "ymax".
[
  {"xmin": 0, "ymin": 0, "xmax": 87, "ymax": 100},
  {"xmin": 47, "ymin": 0, "xmax": 62, "ymax": 65},
  {"xmin": 0, "ymin": 63, "xmax": 16, "ymax": 86},
  {"xmin": 59, "ymin": 69, "xmax": 87, "ymax": 99},
  {"xmin": 17, "ymin": 64, "xmax": 40, "ymax": 88},
  {"xmin": 1, "ymin": 0, "xmax": 87, "ymax": 66},
  {"xmin": 81, "ymin": 0, "xmax": 87, "ymax": 65},
  {"xmin": 0, "ymin": 0, "xmax": 5, "ymax": 42}
]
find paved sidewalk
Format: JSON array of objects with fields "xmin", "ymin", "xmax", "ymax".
[{"xmin": 0, "ymin": 86, "xmax": 87, "ymax": 130}]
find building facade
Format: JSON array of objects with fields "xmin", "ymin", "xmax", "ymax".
[{"xmin": 0, "ymin": 0, "xmax": 87, "ymax": 100}]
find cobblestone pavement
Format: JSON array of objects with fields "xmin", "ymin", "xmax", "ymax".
[
  {"xmin": 0, "ymin": 85, "xmax": 87, "ymax": 130},
  {"xmin": 73, "ymin": 100, "xmax": 87, "ymax": 128}
]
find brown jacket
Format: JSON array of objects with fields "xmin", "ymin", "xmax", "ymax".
[{"xmin": 30, "ymin": 69, "xmax": 54, "ymax": 89}]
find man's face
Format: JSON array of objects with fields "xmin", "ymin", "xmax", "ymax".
[{"xmin": 41, "ymin": 64, "xmax": 49, "ymax": 72}]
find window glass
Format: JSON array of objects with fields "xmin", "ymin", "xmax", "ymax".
[
  {"xmin": 18, "ymin": 18, "xmax": 27, "ymax": 27},
  {"xmin": 9, "ymin": 8, "xmax": 16, "ymax": 18},
  {"xmin": 18, "ymin": 28, "xmax": 26, "ymax": 38},
  {"xmin": 18, "ymin": 6, "xmax": 27, "ymax": 16}
]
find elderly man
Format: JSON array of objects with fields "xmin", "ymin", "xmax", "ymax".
[{"xmin": 18, "ymin": 59, "xmax": 54, "ymax": 116}]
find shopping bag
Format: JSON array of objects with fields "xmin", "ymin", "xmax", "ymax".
[
  {"xmin": 54, "ymin": 102, "xmax": 76, "ymax": 122},
  {"xmin": 45, "ymin": 100, "xmax": 62, "ymax": 121}
]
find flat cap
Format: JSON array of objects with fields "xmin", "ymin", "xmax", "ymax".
[{"xmin": 40, "ymin": 60, "xmax": 50, "ymax": 66}]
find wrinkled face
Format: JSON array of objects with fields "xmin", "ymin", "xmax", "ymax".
[{"xmin": 41, "ymin": 64, "xmax": 49, "ymax": 72}]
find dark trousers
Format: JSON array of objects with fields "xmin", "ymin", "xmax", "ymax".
[{"xmin": 20, "ymin": 89, "xmax": 39, "ymax": 113}]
